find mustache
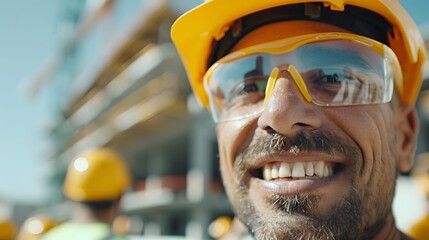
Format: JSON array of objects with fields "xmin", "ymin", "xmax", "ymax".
[{"xmin": 239, "ymin": 131, "xmax": 358, "ymax": 161}]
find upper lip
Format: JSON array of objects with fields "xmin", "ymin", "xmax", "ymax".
[{"xmin": 247, "ymin": 151, "xmax": 346, "ymax": 172}]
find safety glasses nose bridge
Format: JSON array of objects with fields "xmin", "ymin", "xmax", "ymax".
[{"xmin": 264, "ymin": 65, "xmax": 313, "ymax": 104}]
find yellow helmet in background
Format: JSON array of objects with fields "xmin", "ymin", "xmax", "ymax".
[
  {"xmin": 171, "ymin": 0, "xmax": 427, "ymax": 107},
  {"xmin": 63, "ymin": 147, "xmax": 131, "ymax": 202},
  {"xmin": 16, "ymin": 215, "xmax": 61, "ymax": 240},
  {"xmin": 208, "ymin": 216, "xmax": 233, "ymax": 239},
  {"xmin": 0, "ymin": 219, "xmax": 16, "ymax": 240}
]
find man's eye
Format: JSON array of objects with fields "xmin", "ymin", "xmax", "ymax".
[
  {"xmin": 319, "ymin": 73, "xmax": 341, "ymax": 83},
  {"xmin": 238, "ymin": 77, "xmax": 267, "ymax": 95},
  {"xmin": 240, "ymin": 83, "xmax": 259, "ymax": 94},
  {"xmin": 223, "ymin": 77, "xmax": 267, "ymax": 109}
]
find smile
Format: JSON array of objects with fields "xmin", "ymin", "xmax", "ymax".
[
  {"xmin": 247, "ymin": 151, "xmax": 347, "ymax": 195},
  {"xmin": 262, "ymin": 161, "xmax": 334, "ymax": 180}
]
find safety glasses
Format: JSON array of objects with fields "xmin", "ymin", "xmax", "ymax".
[{"xmin": 204, "ymin": 32, "xmax": 402, "ymax": 123}]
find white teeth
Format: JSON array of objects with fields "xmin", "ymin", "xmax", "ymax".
[
  {"xmin": 305, "ymin": 162, "xmax": 314, "ymax": 176},
  {"xmin": 323, "ymin": 165, "xmax": 329, "ymax": 177},
  {"xmin": 271, "ymin": 165, "xmax": 279, "ymax": 179},
  {"xmin": 292, "ymin": 162, "xmax": 305, "ymax": 177},
  {"xmin": 314, "ymin": 161, "xmax": 324, "ymax": 177},
  {"xmin": 262, "ymin": 161, "xmax": 334, "ymax": 180},
  {"xmin": 263, "ymin": 165, "xmax": 272, "ymax": 180},
  {"xmin": 279, "ymin": 163, "xmax": 291, "ymax": 178}
]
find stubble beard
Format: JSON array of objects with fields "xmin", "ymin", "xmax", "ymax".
[{"xmin": 230, "ymin": 131, "xmax": 390, "ymax": 240}]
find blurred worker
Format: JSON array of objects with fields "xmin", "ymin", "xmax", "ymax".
[
  {"xmin": 42, "ymin": 147, "xmax": 131, "ymax": 240},
  {"xmin": 171, "ymin": 0, "xmax": 427, "ymax": 239},
  {"xmin": 0, "ymin": 218, "xmax": 16, "ymax": 240},
  {"xmin": 16, "ymin": 215, "xmax": 61, "ymax": 240}
]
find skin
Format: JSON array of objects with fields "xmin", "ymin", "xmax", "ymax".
[{"xmin": 216, "ymin": 21, "xmax": 418, "ymax": 239}]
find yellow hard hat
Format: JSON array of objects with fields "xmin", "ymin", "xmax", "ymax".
[
  {"xmin": 16, "ymin": 215, "xmax": 61, "ymax": 240},
  {"xmin": 0, "ymin": 219, "xmax": 16, "ymax": 240},
  {"xmin": 63, "ymin": 147, "xmax": 132, "ymax": 202},
  {"xmin": 171, "ymin": 0, "xmax": 427, "ymax": 107},
  {"xmin": 208, "ymin": 216, "xmax": 233, "ymax": 239}
]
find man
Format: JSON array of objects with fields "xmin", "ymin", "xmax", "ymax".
[
  {"xmin": 171, "ymin": 0, "xmax": 427, "ymax": 239},
  {"xmin": 42, "ymin": 147, "xmax": 131, "ymax": 240}
]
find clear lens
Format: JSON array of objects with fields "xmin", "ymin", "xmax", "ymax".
[{"xmin": 205, "ymin": 35, "xmax": 399, "ymax": 122}]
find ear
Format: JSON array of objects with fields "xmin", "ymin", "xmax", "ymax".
[{"xmin": 396, "ymin": 104, "xmax": 419, "ymax": 173}]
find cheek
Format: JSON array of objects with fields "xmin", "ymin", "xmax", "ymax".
[
  {"xmin": 217, "ymin": 120, "xmax": 257, "ymax": 203},
  {"xmin": 329, "ymin": 106, "xmax": 396, "ymax": 185},
  {"xmin": 217, "ymin": 120, "xmax": 257, "ymax": 167}
]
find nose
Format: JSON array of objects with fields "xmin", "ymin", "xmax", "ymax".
[{"xmin": 258, "ymin": 66, "xmax": 322, "ymax": 135}]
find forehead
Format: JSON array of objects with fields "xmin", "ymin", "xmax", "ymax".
[{"xmin": 232, "ymin": 20, "xmax": 351, "ymax": 52}]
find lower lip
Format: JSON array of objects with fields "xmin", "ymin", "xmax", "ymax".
[{"xmin": 251, "ymin": 175, "xmax": 334, "ymax": 195}]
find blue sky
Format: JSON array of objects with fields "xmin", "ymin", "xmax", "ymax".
[
  {"xmin": 0, "ymin": 0, "xmax": 60, "ymax": 204},
  {"xmin": 0, "ymin": 0, "xmax": 428, "ymax": 205}
]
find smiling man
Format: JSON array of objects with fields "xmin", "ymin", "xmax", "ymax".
[{"xmin": 171, "ymin": 0, "xmax": 427, "ymax": 239}]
